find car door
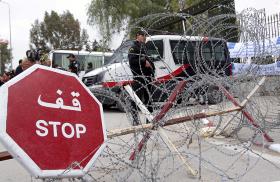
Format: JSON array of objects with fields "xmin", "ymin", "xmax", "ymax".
[{"xmin": 146, "ymin": 39, "xmax": 171, "ymax": 80}]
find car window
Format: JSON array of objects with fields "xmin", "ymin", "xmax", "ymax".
[
  {"xmin": 146, "ymin": 40, "xmax": 164, "ymax": 61},
  {"xmin": 170, "ymin": 40, "xmax": 196, "ymax": 65},
  {"xmin": 170, "ymin": 39, "xmax": 228, "ymax": 65},
  {"xmin": 200, "ymin": 41, "xmax": 227, "ymax": 62}
]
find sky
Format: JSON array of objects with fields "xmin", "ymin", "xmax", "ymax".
[{"xmin": 0, "ymin": 0, "xmax": 279, "ymax": 69}]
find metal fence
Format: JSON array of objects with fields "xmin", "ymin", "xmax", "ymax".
[
  {"xmin": 265, "ymin": 11, "xmax": 280, "ymax": 39},
  {"xmin": 239, "ymin": 9, "xmax": 280, "ymax": 42}
]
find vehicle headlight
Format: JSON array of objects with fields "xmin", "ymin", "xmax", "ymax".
[{"xmin": 82, "ymin": 71, "xmax": 106, "ymax": 86}]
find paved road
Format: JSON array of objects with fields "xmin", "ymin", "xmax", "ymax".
[{"xmin": 0, "ymin": 96, "xmax": 280, "ymax": 181}]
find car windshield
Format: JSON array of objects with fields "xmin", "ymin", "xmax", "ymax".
[
  {"xmin": 106, "ymin": 40, "xmax": 134, "ymax": 65},
  {"xmin": 52, "ymin": 53, "xmax": 88, "ymax": 70}
]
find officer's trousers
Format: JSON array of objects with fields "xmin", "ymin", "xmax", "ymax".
[{"xmin": 130, "ymin": 76, "xmax": 153, "ymax": 125}]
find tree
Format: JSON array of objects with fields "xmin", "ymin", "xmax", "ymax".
[
  {"xmin": 30, "ymin": 10, "xmax": 89, "ymax": 52},
  {"xmin": 29, "ymin": 19, "xmax": 49, "ymax": 52},
  {"xmin": 0, "ymin": 43, "xmax": 12, "ymax": 74},
  {"xmin": 87, "ymin": 0, "xmax": 185, "ymax": 44},
  {"xmin": 87, "ymin": 0, "xmax": 238, "ymax": 43}
]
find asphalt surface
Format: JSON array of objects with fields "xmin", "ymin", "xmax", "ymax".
[{"xmin": 0, "ymin": 95, "xmax": 280, "ymax": 181}]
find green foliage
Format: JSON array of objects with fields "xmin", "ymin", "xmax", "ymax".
[
  {"xmin": 195, "ymin": 0, "xmax": 239, "ymax": 42},
  {"xmin": 0, "ymin": 44, "xmax": 12, "ymax": 74},
  {"xmin": 87, "ymin": 0, "xmax": 238, "ymax": 42},
  {"xmin": 87, "ymin": 0, "xmax": 187, "ymax": 43},
  {"xmin": 30, "ymin": 10, "xmax": 90, "ymax": 52}
]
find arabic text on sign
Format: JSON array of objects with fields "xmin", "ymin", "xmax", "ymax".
[{"xmin": 37, "ymin": 89, "xmax": 82, "ymax": 112}]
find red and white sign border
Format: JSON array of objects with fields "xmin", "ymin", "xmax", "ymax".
[{"xmin": 0, "ymin": 64, "xmax": 107, "ymax": 178}]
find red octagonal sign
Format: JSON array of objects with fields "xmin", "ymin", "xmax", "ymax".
[{"xmin": 0, "ymin": 65, "xmax": 107, "ymax": 178}]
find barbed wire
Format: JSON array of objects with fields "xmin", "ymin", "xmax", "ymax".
[{"xmin": 27, "ymin": 8, "xmax": 280, "ymax": 182}]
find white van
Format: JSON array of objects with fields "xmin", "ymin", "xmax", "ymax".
[
  {"xmin": 82, "ymin": 35, "xmax": 232, "ymax": 110},
  {"xmin": 48, "ymin": 50, "xmax": 113, "ymax": 78}
]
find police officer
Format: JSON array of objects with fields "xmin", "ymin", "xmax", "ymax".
[
  {"xmin": 67, "ymin": 53, "xmax": 80, "ymax": 75},
  {"xmin": 15, "ymin": 59, "xmax": 23, "ymax": 76},
  {"xmin": 128, "ymin": 30, "xmax": 155, "ymax": 125}
]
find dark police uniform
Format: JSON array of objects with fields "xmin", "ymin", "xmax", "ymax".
[
  {"xmin": 68, "ymin": 60, "xmax": 80, "ymax": 75},
  {"xmin": 0, "ymin": 80, "xmax": 4, "ymax": 87},
  {"xmin": 15, "ymin": 65, "xmax": 23, "ymax": 76},
  {"xmin": 128, "ymin": 40, "xmax": 155, "ymax": 125}
]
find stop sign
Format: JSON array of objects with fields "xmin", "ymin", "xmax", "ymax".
[{"xmin": 0, "ymin": 65, "xmax": 107, "ymax": 178}]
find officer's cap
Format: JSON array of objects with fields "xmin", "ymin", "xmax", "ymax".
[
  {"xmin": 136, "ymin": 30, "xmax": 147, "ymax": 36},
  {"xmin": 66, "ymin": 53, "xmax": 75, "ymax": 58}
]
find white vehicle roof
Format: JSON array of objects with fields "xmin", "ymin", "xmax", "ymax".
[
  {"xmin": 148, "ymin": 34, "xmax": 224, "ymax": 41},
  {"xmin": 49, "ymin": 50, "xmax": 113, "ymax": 56}
]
